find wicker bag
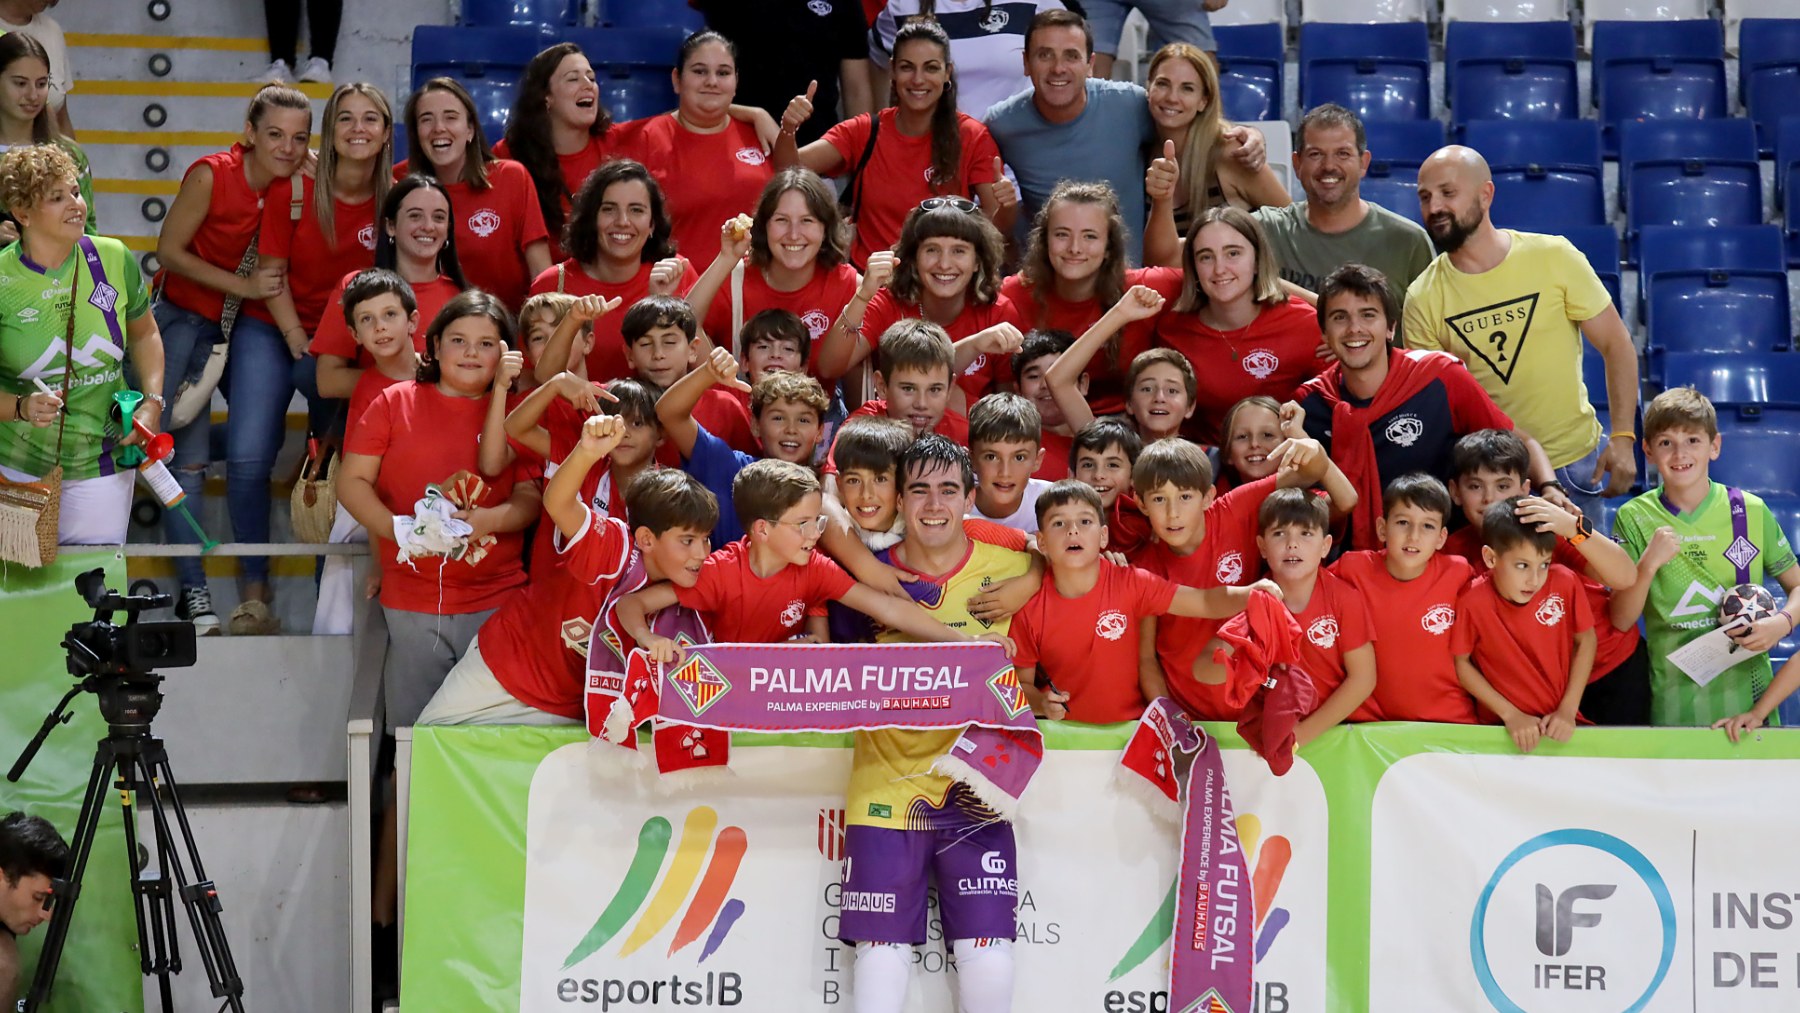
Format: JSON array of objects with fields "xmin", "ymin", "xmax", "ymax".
[{"xmin": 290, "ymin": 439, "xmax": 338, "ymax": 544}]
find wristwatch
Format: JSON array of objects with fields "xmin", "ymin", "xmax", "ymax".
[{"xmin": 1567, "ymin": 512, "xmax": 1594, "ymax": 546}]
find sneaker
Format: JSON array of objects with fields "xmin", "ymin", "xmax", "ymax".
[
  {"xmin": 296, "ymin": 56, "xmax": 332, "ymax": 84},
  {"xmin": 176, "ymin": 586, "xmax": 221, "ymax": 636},
  {"xmin": 256, "ymin": 58, "xmax": 291, "ymax": 84},
  {"xmin": 227, "ymin": 599, "xmax": 282, "ymax": 636}
]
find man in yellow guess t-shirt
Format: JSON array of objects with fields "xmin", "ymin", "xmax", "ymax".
[
  {"xmin": 1403, "ymin": 145, "xmax": 1640, "ymax": 520},
  {"xmin": 841, "ymin": 435, "xmax": 1033, "ymax": 1013}
]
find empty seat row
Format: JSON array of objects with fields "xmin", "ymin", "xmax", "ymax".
[{"xmin": 456, "ymin": 0, "xmax": 700, "ymax": 31}]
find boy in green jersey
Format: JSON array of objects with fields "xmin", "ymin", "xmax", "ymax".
[{"xmin": 1609, "ymin": 388, "xmax": 1798, "ymax": 726}]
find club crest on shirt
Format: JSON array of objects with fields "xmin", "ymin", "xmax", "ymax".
[
  {"xmin": 964, "ymin": 353, "xmax": 987, "ymax": 375},
  {"xmin": 1534, "ymin": 594, "xmax": 1566, "ymax": 627},
  {"xmin": 468, "ymin": 209, "xmax": 502, "ymax": 238},
  {"xmin": 1215, "ymin": 550, "xmax": 1245, "ymax": 585},
  {"xmin": 1444, "ymin": 293, "xmax": 1539, "ymax": 385},
  {"xmin": 801, "ymin": 309, "xmax": 832, "ymax": 338},
  {"xmin": 1095, "ymin": 610, "xmax": 1129, "ymax": 641},
  {"xmin": 1241, "ymin": 348, "xmax": 1280, "ymax": 380},
  {"xmin": 1306, "ymin": 616, "xmax": 1339, "ymax": 649},
  {"xmin": 735, "ymin": 147, "xmax": 767, "ymax": 166},
  {"xmin": 780, "ymin": 599, "xmax": 807, "ymax": 627},
  {"xmin": 979, "ymin": 7, "xmax": 1009, "ymax": 32},
  {"xmin": 1421, "ymin": 604, "xmax": 1456, "ymax": 635},
  {"xmin": 357, "ymin": 224, "xmax": 376, "ymax": 250},
  {"xmin": 88, "ymin": 282, "xmax": 119, "ymax": 314},
  {"xmin": 808, "ymin": 0, "xmax": 832, "ymax": 14},
  {"xmin": 561, "ymin": 616, "xmax": 594, "ymax": 655},
  {"xmin": 1384, "ymin": 413, "xmax": 1424, "ymax": 448}
]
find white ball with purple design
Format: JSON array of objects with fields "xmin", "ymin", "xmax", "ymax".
[{"xmin": 1719, "ymin": 583, "xmax": 1779, "ymax": 634}]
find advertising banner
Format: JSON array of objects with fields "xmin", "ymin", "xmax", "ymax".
[{"xmin": 403, "ymin": 722, "xmax": 1800, "ymax": 1012}]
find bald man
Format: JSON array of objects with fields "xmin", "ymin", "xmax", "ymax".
[{"xmin": 1400, "ymin": 145, "xmax": 1639, "ymax": 522}]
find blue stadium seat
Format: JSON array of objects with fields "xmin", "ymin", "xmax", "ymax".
[
  {"xmin": 1619, "ymin": 119, "xmax": 1761, "ymax": 266},
  {"xmin": 1582, "ymin": 349, "xmax": 1611, "ymax": 408},
  {"xmin": 1708, "ymin": 421, "xmax": 1800, "ymax": 499},
  {"xmin": 458, "ymin": 0, "xmax": 579, "ymax": 27},
  {"xmin": 1216, "ymin": 24, "xmax": 1286, "ymax": 123},
  {"xmin": 1467, "ymin": 119, "xmax": 1605, "ymax": 233},
  {"xmin": 1740, "ymin": 19, "xmax": 1800, "ymax": 157},
  {"xmin": 1591, "ymin": 20, "xmax": 1728, "ymax": 159},
  {"xmin": 411, "ymin": 26, "xmax": 549, "ymax": 145},
  {"xmin": 1356, "ymin": 120, "xmax": 1443, "ymax": 223},
  {"xmin": 1444, "ymin": 20, "xmax": 1579, "ymax": 129},
  {"xmin": 566, "ymin": 27, "xmax": 684, "ymax": 123},
  {"xmin": 1638, "ymin": 226, "xmax": 1792, "ymax": 362},
  {"xmin": 597, "ymin": 0, "xmax": 704, "ymax": 32},
  {"xmin": 1562, "ymin": 225, "xmax": 1623, "ymax": 310},
  {"xmin": 1660, "ymin": 353, "xmax": 1800, "ymax": 434},
  {"xmin": 1299, "ymin": 23, "xmax": 1432, "ymax": 122}
]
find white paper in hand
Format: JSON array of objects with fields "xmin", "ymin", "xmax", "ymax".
[{"xmin": 1668, "ymin": 625, "xmax": 1761, "ymax": 687}]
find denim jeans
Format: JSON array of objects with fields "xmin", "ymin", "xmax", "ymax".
[
  {"xmin": 291, "ymin": 352, "xmax": 347, "ymax": 444},
  {"xmin": 1554, "ymin": 435, "xmax": 1608, "ymax": 529},
  {"xmin": 149, "ymin": 301, "xmax": 293, "ymax": 589}
]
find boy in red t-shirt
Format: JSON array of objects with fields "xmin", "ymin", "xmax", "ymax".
[
  {"xmin": 616, "ymin": 459, "xmax": 1003, "ymax": 655},
  {"xmin": 623, "ymin": 295, "xmax": 757, "ymax": 454},
  {"xmin": 1070, "ymin": 418, "xmax": 1148, "ymax": 555},
  {"xmin": 1331, "ymin": 474, "xmax": 1477, "ymax": 723},
  {"xmin": 1442, "ymin": 429, "xmax": 1647, "ymax": 724},
  {"xmin": 967, "ymin": 393, "xmax": 1050, "ymax": 532},
  {"xmin": 830, "ymin": 320, "xmax": 971, "ymax": 459},
  {"xmin": 1010, "ymin": 481, "xmax": 1275, "ymax": 724},
  {"xmin": 1251, "ymin": 488, "xmax": 1377, "ymax": 743},
  {"xmin": 1012, "ymin": 329, "xmax": 1081, "ymax": 481},
  {"xmin": 1132, "ymin": 438, "xmax": 1330, "ymax": 718},
  {"xmin": 321, "ymin": 270, "xmax": 423, "ymax": 442},
  {"xmin": 1453, "ymin": 498, "xmax": 1599, "ymax": 752}
]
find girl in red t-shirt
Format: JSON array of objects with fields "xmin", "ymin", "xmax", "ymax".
[
  {"xmin": 398, "ymin": 78, "xmax": 551, "ymax": 310},
  {"xmin": 264, "ymin": 83, "xmax": 392, "ymax": 438},
  {"xmin": 1155, "ymin": 206, "xmax": 1328, "ymax": 443},
  {"xmin": 314, "ymin": 175, "xmax": 468, "ymax": 401},
  {"xmin": 688, "ymin": 167, "xmax": 860, "ymax": 376},
  {"xmin": 816, "ymin": 201, "xmax": 1018, "ymax": 406},
  {"xmin": 527, "ymin": 159, "xmax": 696, "ymax": 385},
  {"xmin": 153, "ymin": 84, "xmax": 311, "ymax": 634},
  {"xmin": 774, "ymin": 18, "xmax": 1011, "ymax": 269},
  {"xmin": 609, "ymin": 31, "xmax": 776, "ymax": 270},
  {"xmin": 1004, "ymin": 181, "xmax": 1183, "ymax": 415}
]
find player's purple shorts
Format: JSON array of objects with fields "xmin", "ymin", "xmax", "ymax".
[{"xmin": 837, "ymin": 822, "xmax": 1018, "ymax": 945}]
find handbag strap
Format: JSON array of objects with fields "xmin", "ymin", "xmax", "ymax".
[
  {"xmin": 53, "ymin": 252, "xmax": 77, "ymax": 463},
  {"xmin": 841, "ymin": 111, "xmax": 881, "ymax": 223},
  {"xmin": 217, "ymin": 230, "xmax": 261, "ymax": 341}
]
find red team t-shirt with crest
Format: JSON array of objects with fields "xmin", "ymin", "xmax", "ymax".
[
  {"xmin": 701, "ymin": 262, "xmax": 861, "ymax": 376},
  {"xmin": 1133, "ymin": 476, "xmax": 1278, "ymax": 720},
  {"xmin": 1450, "ymin": 564, "xmax": 1597, "ymax": 723},
  {"xmin": 820, "ymin": 108, "xmax": 1002, "ymax": 269},
  {"xmin": 857, "ymin": 288, "xmax": 1020, "ymax": 403},
  {"xmin": 493, "ymin": 133, "xmax": 613, "ymax": 261},
  {"xmin": 393, "ymin": 158, "xmax": 549, "ymax": 310},
  {"xmin": 1153, "ymin": 296, "xmax": 1327, "ymax": 444},
  {"xmin": 477, "ymin": 507, "xmax": 631, "ymax": 719},
  {"xmin": 261, "ymin": 174, "xmax": 378, "ymax": 331},
  {"xmin": 1002, "ymin": 266, "xmax": 1184, "ymax": 416},
  {"xmin": 310, "ymin": 270, "xmax": 461, "ymax": 362},
  {"xmin": 157, "ymin": 147, "xmax": 267, "ymax": 323},
  {"xmin": 673, "ymin": 539, "xmax": 857, "ymax": 643},
  {"xmin": 1331, "ymin": 549, "xmax": 1477, "ymax": 723},
  {"xmin": 1008, "ymin": 560, "xmax": 1178, "ymax": 724},
  {"xmin": 1287, "ymin": 569, "xmax": 1378, "ymax": 719},
  {"xmin": 612, "ymin": 115, "xmax": 775, "ymax": 269},
  {"xmin": 528, "ymin": 259, "xmax": 701, "ymax": 382}
]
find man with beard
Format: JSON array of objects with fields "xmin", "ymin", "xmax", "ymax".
[
  {"xmin": 1253, "ymin": 104, "xmax": 1434, "ymax": 302},
  {"xmin": 1401, "ymin": 146, "xmax": 1639, "ymax": 522}
]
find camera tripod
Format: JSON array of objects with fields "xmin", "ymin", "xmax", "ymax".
[{"xmin": 6, "ymin": 573, "xmax": 244, "ymax": 1012}]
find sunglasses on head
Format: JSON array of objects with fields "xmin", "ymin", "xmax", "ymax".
[{"xmin": 918, "ymin": 197, "xmax": 979, "ymax": 215}]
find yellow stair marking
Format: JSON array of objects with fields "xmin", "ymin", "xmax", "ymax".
[
  {"xmin": 79, "ymin": 80, "xmax": 334, "ymax": 100},
  {"xmin": 96, "ymin": 178, "xmax": 181, "ymax": 196},
  {"xmin": 126, "ymin": 555, "xmax": 322, "ymax": 579},
  {"xmin": 69, "ymin": 33, "xmax": 268, "ymax": 53},
  {"xmin": 85, "ymin": 128, "xmax": 244, "ymax": 147},
  {"xmin": 118, "ymin": 236, "xmax": 156, "ymax": 252}
]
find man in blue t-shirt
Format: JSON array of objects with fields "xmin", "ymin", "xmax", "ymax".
[{"xmin": 983, "ymin": 8, "xmax": 1264, "ymax": 262}]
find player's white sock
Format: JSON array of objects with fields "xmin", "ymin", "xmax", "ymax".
[
  {"xmin": 852, "ymin": 941, "xmax": 912, "ymax": 1013},
  {"xmin": 951, "ymin": 937, "xmax": 1014, "ymax": 1013}
]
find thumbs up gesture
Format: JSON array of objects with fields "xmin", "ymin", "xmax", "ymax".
[
  {"xmin": 986, "ymin": 156, "xmax": 1018, "ymax": 214},
  {"xmin": 782, "ymin": 80, "xmax": 817, "ymax": 135},
  {"xmin": 1146, "ymin": 139, "xmax": 1180, "ymax": 204}
]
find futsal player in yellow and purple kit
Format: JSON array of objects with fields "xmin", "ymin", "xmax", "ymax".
[{"xmin": 841, "ymin": 435, "xmax": 1035, "ymax": 1013}]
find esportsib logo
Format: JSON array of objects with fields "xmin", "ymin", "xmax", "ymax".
[
  {"xmin": 1108, "ymin": 812, "xmax": 1292, "ymax": 980},
  {"xmin": 563, "ymin": 806, "xmax": 748, "ymax": 968},
  {"xmin": 1469, "ymin": 828, "xmax": 1675, "ymax": 1012}
]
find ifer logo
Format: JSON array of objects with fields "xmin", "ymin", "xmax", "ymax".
[
  {"xmin": 563, "ymin": 806, "xmax": 748, "ymax": 969},
  {"xmin": 1109, "ymin": 812, "xmax": 1291, "ymax": 980},
  {"xmin": 1468, "ymin": 828, "xmax": 1675, "ymax": 1013}
]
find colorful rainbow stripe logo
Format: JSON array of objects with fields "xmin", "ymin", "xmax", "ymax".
[
  {"xmin": 1109, "ymin": 812, "xmax": 1291, "ymax": 981},
  {"xmin": 562, "ymin": 806, "xmax": 748, "ymax": 969}
]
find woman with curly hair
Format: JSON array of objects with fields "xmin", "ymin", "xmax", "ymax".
[{"xmin": 0, "ymin": 143, "xmax": 163, "ymax": 547}]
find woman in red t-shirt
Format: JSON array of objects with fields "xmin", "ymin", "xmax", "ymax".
[
  {"xmin": 687, "ymin": 166, "xmax": 860, "ymax": 374},
  {"xmin": 263, "ymin": 83, "xmax": 392, "ymax": 437},
  {"xmin": 609, "ymin": 31, "xmax": 775, "ymax": 270},
  {"xmin": 1155, "ymin": 206, "xmax": 1327, "ymax": 443},
  {"xmin": 528, "ymin": 159, "xmax": 696, "ymax": 384},
  {"xmin": 152, "ymin": 84, "xmax": 311, "ymax": 634},
  {"xmin": 398, "ymin": 78, "xmax": 551, "ymax": 310},
  {"xmin": 774, "ymin": 18, "xmax": 1011, "ymax": 269},
  {"xmin": 1004, "ymin": 180, "xmax": 1183, "ymax": 415},
  {"xmin": 313, "ymin": 175, "xmax": 468, "ymax": 403},
  {"xmin": 816, "ymin": 200, "xmax": 1017, "ymax": 406}
]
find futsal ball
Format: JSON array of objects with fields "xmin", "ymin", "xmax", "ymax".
[{"xmin": 1719, "ymin": 583, "xmax": 1779, "ymax": 632}]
